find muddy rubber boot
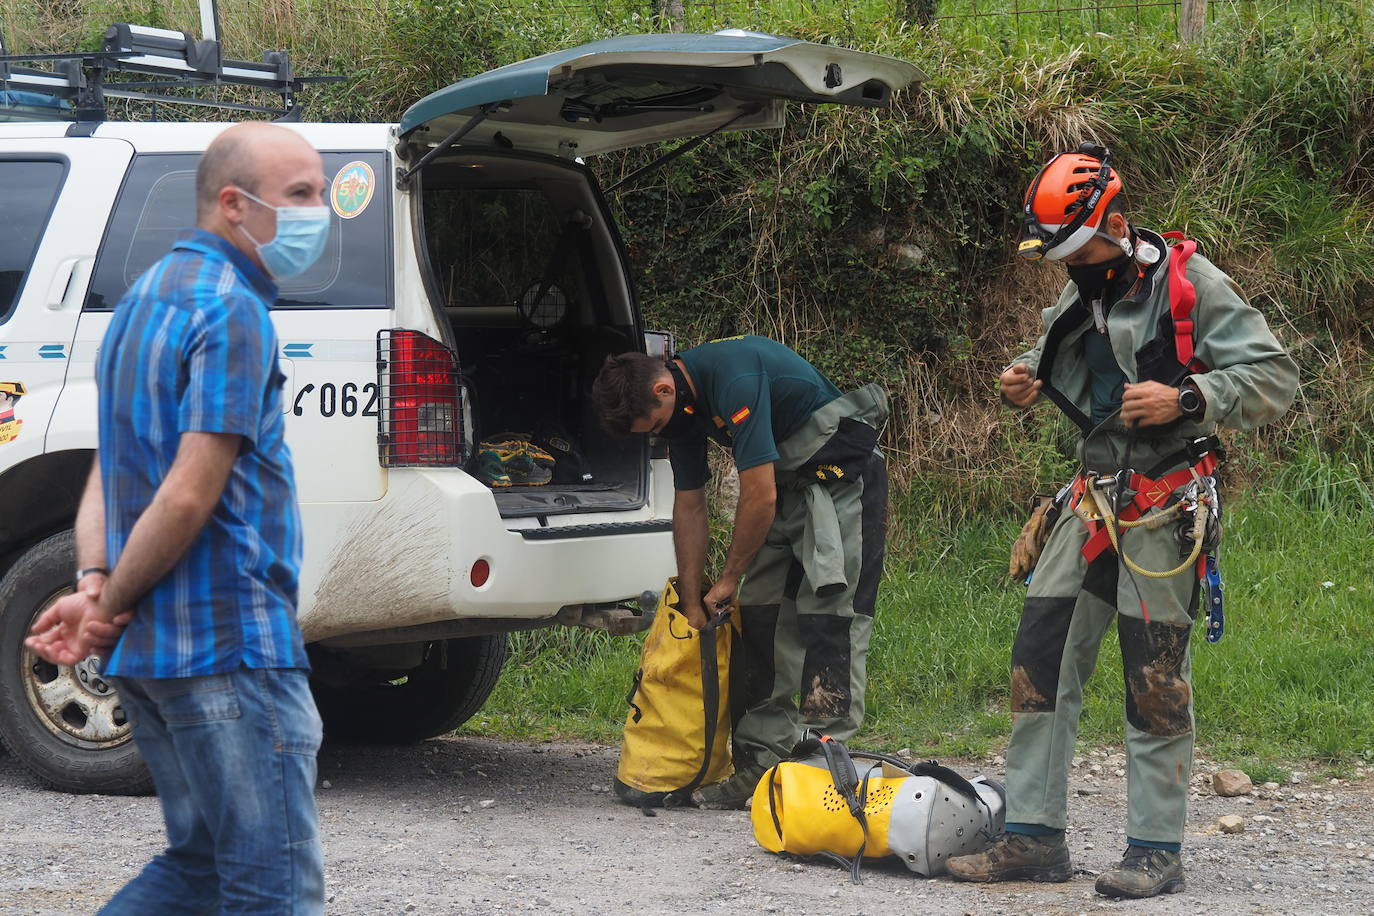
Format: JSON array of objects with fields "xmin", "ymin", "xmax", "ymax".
[
  {"xmin": 946, "ymin": 832, "xmax": 1072, "ymax": 883},
  {"xmin": 1095, "ymin": 846, "xmax": 1185, "ymax": 898},
  {"xmin": 691, "ymin": 764, "xmax": 766, "ymax": 810}
]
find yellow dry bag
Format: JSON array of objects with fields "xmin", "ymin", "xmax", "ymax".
[
  {"xmin": 614, "ymin": 577, "xmax": 738, "ymax": 808},
  {"xmin": 751, "ymin": 734, "xmax": 1007, "ymax": 881}
]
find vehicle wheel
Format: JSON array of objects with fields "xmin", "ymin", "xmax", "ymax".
[
  {"xmin": 0, "ymin": 531, "xmax": 152, "ymax": 794},
  {"xmin": 312, "ymin": 634, "xmax": 507, "ymax": 744}
]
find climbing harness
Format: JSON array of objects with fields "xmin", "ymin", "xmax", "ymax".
[
  {"xmin": 1064, "ymin": 437, "xmax": 1227, "ymax": 637},
  {"xmin": 1072, "ymin": 469, "xmax": 1211, "ymax": 579}
]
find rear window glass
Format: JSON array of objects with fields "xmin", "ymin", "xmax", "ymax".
[
  {"xmin": 86, "ymin": 152, "xmax": 390, "ymax": 310},
  {"xmin": 0, "ymin": 159, "xmax": 65, "ymax": 322},
  {"xmin": 422, "ymin": 186, "xmax": 563, "ymax": 308}
]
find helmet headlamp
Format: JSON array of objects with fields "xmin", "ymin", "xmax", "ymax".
[{"xmin": 1017, "ymin": 236, "xmax": 1049, "ymax": 261}]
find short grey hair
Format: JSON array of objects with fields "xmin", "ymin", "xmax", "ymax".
[{"xmin": 195, "ymin": 128, "xmax": 261, "ymax": 225}]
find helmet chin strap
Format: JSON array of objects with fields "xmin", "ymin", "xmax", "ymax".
[
  {"xmin": 1094, "ymin": 224, "xmax": 1161, "ymax": 265},
  {"xmin": 1094, "ymin": 229, "xmax": 1134, "ymax": 259}
]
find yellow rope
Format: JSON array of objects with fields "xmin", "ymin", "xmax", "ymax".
[{"xmin": 1077, "ymin": 484, "xmax": 1207, "ymax": 580}]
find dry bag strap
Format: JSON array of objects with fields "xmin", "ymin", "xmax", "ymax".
[
  {"xmin": 664, "ymin": 611, "xmax": 730, "ymax": 806},
  {"xmin": 818, "ymin": 735, "xmax": 870, "ymax": 884},
  {"xmin": 848, "ymin": 751, "xmax": 996, "ymax": 828},
  {"xmin": 790, "ymin": 732, "xmax": 871, "ymax": 884},
  {"xmin": 624, "ymin": 670, "xmax": 644, "ymax": 724},
  {"xmin": 766, "ymin": 763, "xmax": 785, "ymax": 843},
  {"xmin": 911, "ymin": 760, "xmax": 995, "ymax": 824}
]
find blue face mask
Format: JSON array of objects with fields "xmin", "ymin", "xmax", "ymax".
[{"xmin": 236, "ymin": 188, "xmax": 331, "ymax": 280}]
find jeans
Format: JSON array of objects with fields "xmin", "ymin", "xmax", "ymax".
[{"xmin": 103, "ymin": 666, "xmax": 325, "ymax": 915}]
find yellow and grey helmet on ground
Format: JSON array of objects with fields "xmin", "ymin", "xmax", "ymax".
[
  {"xmin": 0, "ymin": 382, "xmax": 27, "ymax": 398},
  {"xmin": 887, "ymin": 770, "xmax": 1007, "ymax": 876},
  {"xmin": 1019, "ymin": 142, "xmax": 1123, "ymax": 262}
]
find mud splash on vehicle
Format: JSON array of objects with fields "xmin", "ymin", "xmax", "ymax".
[{"xmin": 301, "ymin": 481, "xmax": 451, "ymax": 642}]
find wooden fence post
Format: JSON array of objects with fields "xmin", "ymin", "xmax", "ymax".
[
  {"xmin": 656, "ymin": 0, "xmax": 686, "ymax": 33},
  {"xmin": 1180, "ymin": 0, "xmax": 1207, "ymax": 41},
  {"xmin": 903, "ymin": 0, "xmax": 938, "ymax": 25}
]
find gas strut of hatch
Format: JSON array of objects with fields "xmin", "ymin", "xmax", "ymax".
[
  {"xmin": 604, "ymin": 104, "xmax": 760, "ymax": 196},
  {"xmin": 395, "ymin": 103, "xmax": 498, "ymax": 190}
]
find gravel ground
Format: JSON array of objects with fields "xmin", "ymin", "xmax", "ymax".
[{"xmin": 1, "ymin": 737, "xmax": 1372, "ymax": 915}]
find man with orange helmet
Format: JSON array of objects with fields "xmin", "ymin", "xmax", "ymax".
[{"xmin": 947, "ymin": 144, "xmax": 1297, "ymax": 898}]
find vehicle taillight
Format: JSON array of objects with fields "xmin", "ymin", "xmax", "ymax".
[
  {"xmin": 377, "ymin": 329, "xmax": 465, "ymax": 467},
  {"xmin": 470, "ymin": 558, "xmax": 491, "ymax": 588}
]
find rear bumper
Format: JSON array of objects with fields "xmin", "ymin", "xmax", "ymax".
[{"xmin": 296, "ymin": 465, "xmax": 676, "ymax": 643}]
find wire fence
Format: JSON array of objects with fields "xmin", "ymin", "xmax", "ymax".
[
  {"xmin": 0, "ymin": 0, "xmax": 1342, "ymax": 64},
  {"xmin": 494, "ymin": 0, "xmax": 1332, "ymax": 42},
  {"xmin": 930, "ymin": 0, "xmax": 1333, "ymax": 41}
]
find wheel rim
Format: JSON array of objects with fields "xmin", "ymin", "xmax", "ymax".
[{"xmin": 21, "ymin": 588, "xmax": 134, "ymax": 750}]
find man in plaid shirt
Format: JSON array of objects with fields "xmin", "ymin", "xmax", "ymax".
[{"xmin": 27, "ymin": 121, "xmax": 330, "ymax": 914}]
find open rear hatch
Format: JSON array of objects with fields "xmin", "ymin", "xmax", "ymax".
[
  {"xmin": 398, "ymin": 30, "xmax": 922, "ymax": 158},
  {"xmin": 400, "ymin": 32, "xmax": 919, "ymax": 520}
]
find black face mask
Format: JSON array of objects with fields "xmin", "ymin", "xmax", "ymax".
[
  {"xmin": 1066, "ymin": 250, "xmax": 1133, "ymax": 302},
  {"xmin": 656, "ymin": 361, "xmax": 699, "ymax": 440}
]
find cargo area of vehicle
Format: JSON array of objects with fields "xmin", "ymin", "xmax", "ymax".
[{"xmin": 416, "ymin": 151, "xmax": 647, "ymax": 518}]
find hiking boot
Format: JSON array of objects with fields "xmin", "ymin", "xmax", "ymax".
[
  {"xmin": 691, "ymin": 765, "xmax": 766, "ymax": 810},
  {"xmin": 1095, "ymin": 846, "xmax": 1185, "ymax": 898},
  {"xmin": 946, "ymin": 832, "xmax": 1072, "ymax": 883}
]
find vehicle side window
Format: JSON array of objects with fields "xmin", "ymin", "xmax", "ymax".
[
  {"xmin": 0, "ymin": 158, "xmax": 66, "ymax": 323},
  {"xmin": 86, "ymin": 152, "xmax": 390, "ymax": 311}
]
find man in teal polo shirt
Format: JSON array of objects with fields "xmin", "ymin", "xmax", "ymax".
[{"xmin": 593, "ymin": 335, "xmax": 889, "ymax": 808}]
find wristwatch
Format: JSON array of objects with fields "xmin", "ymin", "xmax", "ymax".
[
  {"xmin": 73, "ymin": 567, "xmax": 110, "ymax": 589},
  {"xmin": 1177, "ymin": 383, "xmax": 1204, "ymax": 420}
]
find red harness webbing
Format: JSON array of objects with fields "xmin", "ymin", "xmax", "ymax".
[
  {"xmin": 1074, "ymin": 450, "xmax": 1220, "ymax": 564},
  {"xmin": 1160, "ymin": 231, "xmax": 1209, "ymax": 374}
]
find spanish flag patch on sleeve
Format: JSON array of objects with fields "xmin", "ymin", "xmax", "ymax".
[{"xmin": 730, "ymin": 406, "xmax": 751, "ymax": 426}]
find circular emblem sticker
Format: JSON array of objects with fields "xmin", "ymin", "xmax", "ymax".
[{"xmin": 330, "ymin": 160, "xmax": 375, "ymax": 220}]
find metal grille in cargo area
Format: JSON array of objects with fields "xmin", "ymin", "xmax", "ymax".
[{"xmin": 376, "ymin": 328, "xmax": 467, "ymax": 467}]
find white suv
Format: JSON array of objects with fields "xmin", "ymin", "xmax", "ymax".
[{"xmin": 0, "ymin": 29, "xmax": 917, "ymax": 792}]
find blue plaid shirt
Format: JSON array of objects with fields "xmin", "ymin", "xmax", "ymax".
[{"xmin": 98, "ymin": 230, "xmax": 308, "ymax": 678}]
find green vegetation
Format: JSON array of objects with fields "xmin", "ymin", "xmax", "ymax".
[
  {"xmin": 473, "ymin": 478, "xmax": 1374, "ymax": 770},
  {"xmin": 4, "ymin": 0, "xmax": 1370, "ymax": 764}
]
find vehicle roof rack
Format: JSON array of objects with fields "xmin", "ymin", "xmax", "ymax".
[{"xmin": 0, "ymin": 21, "xmax": 340, "ymax": 123}]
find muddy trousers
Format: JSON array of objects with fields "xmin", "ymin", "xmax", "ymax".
[
  {"xmin": 1004, "ymin": 509, "xmax": 1198, "ymax": 846},
  {"xmin": 731, "ymin": 453, "xmax": 888, "ymax": 771}
]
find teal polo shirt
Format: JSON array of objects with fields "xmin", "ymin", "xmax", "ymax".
[{"xmin": 668, "ymin": 335, "xmax": 841, "ymax": 490}]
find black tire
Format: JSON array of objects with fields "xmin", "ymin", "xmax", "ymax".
[
  {"xmin": 0, "ymin": 531, "xmax": 152, "ymax": 794},
  {"xmin": 312, "ymin": 634, "xmax": 507, "ymax": 744}
]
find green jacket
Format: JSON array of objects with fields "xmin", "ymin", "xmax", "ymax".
[
  {"xmin": 1010, "ymin": 228, "xmax": 1298, "ymax": 473},
  {"xmin": 774, "ymin": 383, "xmax": 889, "ymax": 597}
]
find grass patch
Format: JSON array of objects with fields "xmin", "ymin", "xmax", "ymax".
[{"xmin": 469, "ymin": 472, "xmax": 1374, "ymax": 769}]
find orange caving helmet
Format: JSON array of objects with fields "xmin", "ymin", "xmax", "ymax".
[{"xmin": 1018, "ymin": 142, "xmax": 1123, "ymax": 262}]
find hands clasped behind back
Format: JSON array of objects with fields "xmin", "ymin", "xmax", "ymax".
[{"xmin": 25, "ymin": 576, "xmax": 131, "ymax": 667}]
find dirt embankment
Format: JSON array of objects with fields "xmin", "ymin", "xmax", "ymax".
[{"xmin": 1, "ymin": 738, "xmax": 1371, "ymax": 915}]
